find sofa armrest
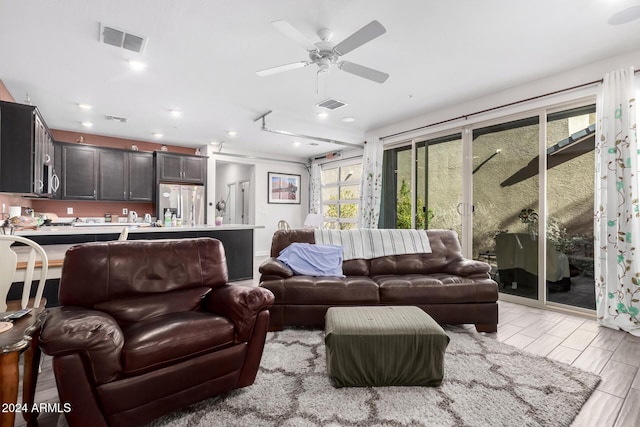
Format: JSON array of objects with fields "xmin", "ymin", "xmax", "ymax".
[
  {"xmin": 259, "ymin": 257, "xmax": 294, "ymax": 278},
  {"xmin": 205, "ymin": 285, "xmax": 275, "ymax": 343},
  {"xmin": 40, "ymin": 307, "xmax": 124, "ymax": 384},
  {"xmin": 444, "ymin": 259, "xmax": 491, "ymax": 276}
]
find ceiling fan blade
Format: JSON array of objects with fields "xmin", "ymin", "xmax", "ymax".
[
  {"xmin": 333, "ymin": 20, "xmax": 386, "ymax": 56},
  {"xmin": 608, "ymin": 5, "xmax": 640, "ymax": 25},
  {"xmin": 339, "ymin": 61, "xmax": 389, "ymax": 83},
  {"xmin": 271, "ymin": 20, "xmax": 318, "ymax": 51},
  {"xmin": 256, "ymin": 61, "xmax": 310, "ymax": 76}
]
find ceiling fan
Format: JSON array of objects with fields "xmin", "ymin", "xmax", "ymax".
[{"xmin": 257, "ymin": 20, "xmax": 389, "ymax": 84}]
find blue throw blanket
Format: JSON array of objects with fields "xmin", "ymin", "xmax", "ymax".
[
  {"xmin": 277, "ymin": 243, "xmax": 345, "ymax": 277},
  {"xmin": 314, "ymin": 229, "xmax": 432, "ymax": 261}
]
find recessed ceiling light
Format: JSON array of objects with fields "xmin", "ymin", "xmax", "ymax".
[
  {"xmin": 341, "ymin": 117, "xmax": 356, "ymax": 123},
  {"xmin": 317, "ymin": 112, "xmax": 328, "ymax": 119},
  {"xmin": 128, "ymin": 60, "xmax": 147, "ymax": 71},
  {"xmin": 153, "ymin": 132, "xmax": 163, "ymax": 138},
  {"xmin": 170, "ymin": 110, "xmax": 182, "ymax": 117},
  {"xmin": 293, "ymin": 141, "xmax": 301, "ymax": 147},
  {"xmin": 227, "ymin": 131, "xmax": 237, "ymax": 137},
  {"xmin": 81, "ymin": 121, "xmax": 93, "ymax": 127},
  {"xmin": 78, "ymin": 103, "xmax": 92, "ymax": 110}
]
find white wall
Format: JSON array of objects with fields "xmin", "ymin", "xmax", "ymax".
[
  {"xmin": 215, "ymin": 162, "xmax": 253, "ymax": 223},
  {"xmin": 368, "ymin": 49, "xmax": 640, "ymax": 143},
  {"xmin": 203, "ymin": 144, "xmax": 309, "ymax": 256}
]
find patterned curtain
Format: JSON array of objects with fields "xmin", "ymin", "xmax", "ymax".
[
  {"xmin": 358, "ymin": 139, "xmax": 384, "ymax": 228},
  {"xmin": 595, "ymin": 66, "xmax": 640, "ymax": 336},
  {"xmin": 309, "ymin": 162, "xmax": 321, "ymax": 214}
]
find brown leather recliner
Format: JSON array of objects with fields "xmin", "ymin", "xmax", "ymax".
[{"xmin": 40, "ymin": 238, "xmax": 274, "ymax": 427}]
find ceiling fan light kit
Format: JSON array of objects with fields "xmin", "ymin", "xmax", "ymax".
[{"xmin": 257, "ymin": 19, "xmax": 389, "ymax": 83}]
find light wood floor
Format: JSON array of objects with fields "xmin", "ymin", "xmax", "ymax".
[{"xmin": 14, "ymin": 285, "xmax": 640, "ymax": 426}]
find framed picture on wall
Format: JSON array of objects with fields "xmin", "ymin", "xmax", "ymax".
[{"xmin": 268, "ymin": 172, "xmax": 301, "ymax": 204}]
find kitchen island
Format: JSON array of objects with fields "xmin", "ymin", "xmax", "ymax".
[{"xmin": 12, "ymin": 224, "xmax": 264, "ymax": 306}]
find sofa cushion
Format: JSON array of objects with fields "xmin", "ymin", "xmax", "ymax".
[
  {"xmin": 95, "ymin": 287, "xmax": 211, "ymax": 327},
  {"xmin": 343, "ymin": 259, "xmax": 370, "ymax": 276},
  {"xmin": 121, "ymin": 311, "xmax": 234, "ymax": 376},
  {"xmin": 267, "ymin": 276, "xmax": 379, "ymax": 305},
  {"xmin": 370, "ymin": 253, "xmax": 448, "ymax": 276},
  {"xmin": 60, "ymin": 238, "xmax": 228, "ymax": 307},
  {"xmin": 375, "ymin": 274, "xmax": 497, "ymax": 304}
]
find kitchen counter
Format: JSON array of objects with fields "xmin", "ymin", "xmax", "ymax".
[
  {"xmin": 12, "ymin": 224, "xmax": 264, "ymax": 289},
  {"xmin": 15, "ymin": 223, "xmax": 263, "ymax": 237}
]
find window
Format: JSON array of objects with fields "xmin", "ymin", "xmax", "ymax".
[
  {"xmin": 380, "ymin": 133, "xmax": 462, "ymax": 232},
  {"xmin": 320, "ymin": 159, "xmax": 363, "ymax": 229}
]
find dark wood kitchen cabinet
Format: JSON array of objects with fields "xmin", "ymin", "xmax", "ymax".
[
  {"xmin": 155, "ymin": 152, "xmax": 206, "ymax": 184},
  {"xmin": 58, "ymin": 143, "xmax": 154, "ymax": 202},
  {"xmin": 61, "ymin": 143, "xmax": 98, "ymax": 200},
  {"xmin": 128, "ymin": 151, "xmax": 153, "ymax": 201},
  {"xmin": 98, "ymin": 149, "xmax": 153, "ymax": 201},
  {"xmin": 98, "ymin": 149, "xmax": 127, "ymax": 200},
  {"xmin": 0, "ymin": 101, "xmax": 56, "ymax": 196}
]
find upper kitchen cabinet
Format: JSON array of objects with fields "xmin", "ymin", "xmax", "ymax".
[
  {"xmin": 98, "ymin": 149, "xmax": 127, "ymax": 200},
  {"xmin": 155, "ymin": 152, "xmax": 206, "ymax": 184},
  {"xmin": 0, "ymin": 101, "xmax": 56, "ymax": 196},
  {"xmin": 128, "ymin": 151, "xmax": 154, "ymax": 201},
  {"xmin": 99, "ymin": 149, "xmax": 153, "ymax": 201},
  {"xmin": 60, "ymin": 143, "xmax": 154, "ymax": 202},
  {"xmin": 61, "ymin": 143, "xmax": 98, "ymax": 200}
]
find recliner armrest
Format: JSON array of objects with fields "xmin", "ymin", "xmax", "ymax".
[
  {"xmin": 205, "ymin": 285, "xmax": 275, "ymax": 343},
  {"xmin": 40, "ymin": 306, "xmax": 124, "ymax": 384},
  {"xmin": 444, "ymin": 259, "xmax": 491, "ymax": 276},
  {"xmin": 258, "ymin": 257, "xmax": 294, "ymax": 278}
]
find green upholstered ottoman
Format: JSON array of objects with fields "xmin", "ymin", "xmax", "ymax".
[{"xmin": 325, "ymin": 306, "xmax": 450, "ymax": 387}]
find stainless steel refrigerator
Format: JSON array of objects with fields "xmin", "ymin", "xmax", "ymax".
[{"xmin": 158, "ymin": 183, "xmax": 205, "ymax": 226}]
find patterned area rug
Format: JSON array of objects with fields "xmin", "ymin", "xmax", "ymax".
[{"xmin": 144, "ymin": 327, "xmax": 600, "ymax": 427}]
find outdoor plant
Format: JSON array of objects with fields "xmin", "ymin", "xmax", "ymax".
[
  {"xmin": 519, "ymin": 208, "xmax": 583, "ymax": 253},
  {"xmin": 397, "ymin": 179, "xmax": 434, "ymax": 229},
  {"xmin": 325, "ymin": 189, "xmax": 358, "ymax": 229}
]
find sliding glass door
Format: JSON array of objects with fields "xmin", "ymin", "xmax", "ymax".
[
  {"xmin": 381, "ymin": 134, "xmax": 462, "ymax": 234},
  {"xmin": 418, "ymin": 134, "xmax": 463, "ymax": 237},
  {"xmin": 545, "ymin": 106, "xmax": 596, "ymax": 309},
  {"xmin": 472, "ymin": 117, "xmax": 540, "ymax": 300},
  {"xmin": 380, "ymin": 102, "xmax": 596, "ymax": 311}
]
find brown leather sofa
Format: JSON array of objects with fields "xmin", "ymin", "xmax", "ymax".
[
  {"xmin": 259, "ymin": 229, "xmax": 498, "ymax": 333},
  {"xmin": 40, "ymin": 238, "xmax": 274, "ymax": 427}
]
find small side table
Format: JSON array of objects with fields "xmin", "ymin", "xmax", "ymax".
[{"xmin": 0, "ymin": 301, "xmax": 46, "ymax": 427}]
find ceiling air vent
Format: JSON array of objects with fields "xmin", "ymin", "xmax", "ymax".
[
  {"xmin": 100, "ymin": 24, "xmax": 146, "ymax": 54},
  {"xmin": 105, "ymin": 114, "xmax": 128, "ymax": 123},
  {"xmin": 316, "ymin": 98, "xmax": 347, "ymax": 110}
]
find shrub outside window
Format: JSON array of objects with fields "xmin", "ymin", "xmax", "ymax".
[{"xmin": 321, "ymin": 160, "xmax": 362, "ymax": 229}]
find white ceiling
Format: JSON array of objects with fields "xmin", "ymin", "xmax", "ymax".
[{"xmin": 1, "ymin": 0, "xmax": 639, "ymax": 160}]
